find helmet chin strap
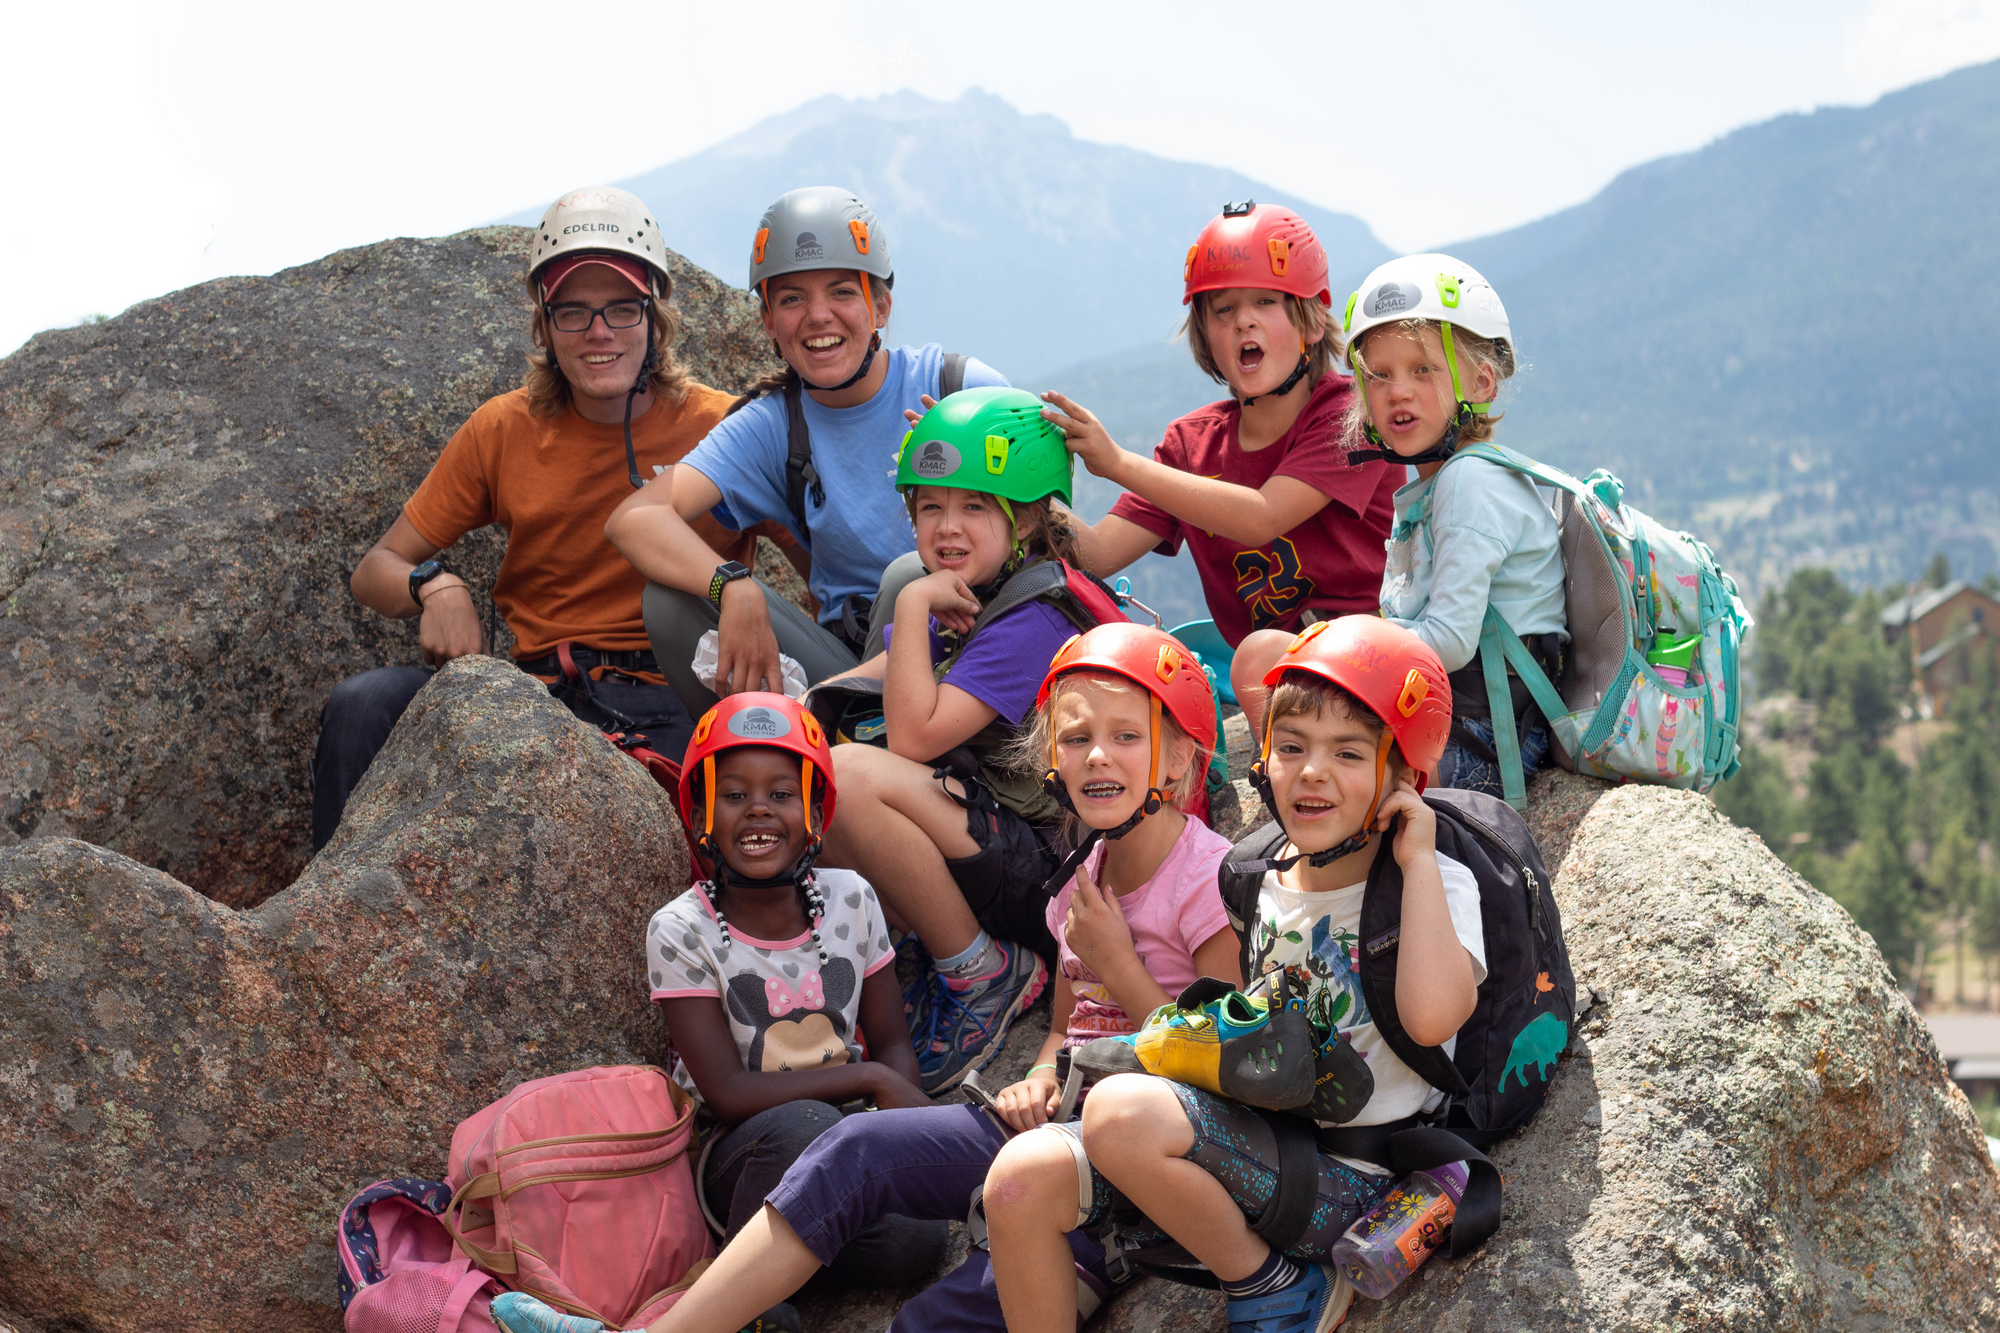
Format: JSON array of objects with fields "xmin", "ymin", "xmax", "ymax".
[
  {"xmin": 797, "ymin": 273, "xmax": 884, "ymax": 394},
  {"xmin": 1344, "ymin": 320, "xmax": 1490, "ymax": 468},
  {"xmin": 1240, "ymin": 347, "xmax": 1311, "ymax": 408},
  {"xmin": 1246, "ymin": 729, "xmax": 1394, "ymax": 872},
  {"xmin": 622, "ymin": 317, "xmax": 658, "ymax": 489},
  {"xmin": 1038, "ymin": 695, "xmax": 1172, "ymax": 896}
]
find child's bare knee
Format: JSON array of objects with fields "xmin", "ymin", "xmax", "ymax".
[
  {"xmin": 1080, "ymin": 1074, "xmax": 1186, "ymax": 1162},
  {"xmin": 984, "ymin": 1129, "xmax": 1079, "ymax": 1221}
]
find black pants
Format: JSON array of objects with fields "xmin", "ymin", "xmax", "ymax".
[
  {"xmin": 309, "ymin": 660, "xmax": 695, "ymax": 852},
  {"xmin": 700, "ymin": 1100, "xmax": 948, "ymax": 1290}
]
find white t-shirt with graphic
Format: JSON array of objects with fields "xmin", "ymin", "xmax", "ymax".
[
  {"xmin": 1249, "ymin": 853, "xmax": 1487, "ymax": 1140},
  {"xmin": 644, "ymin": 867, "xmax": 894, "ymax": 1111}
]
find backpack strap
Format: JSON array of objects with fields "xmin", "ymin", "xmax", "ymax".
[
  {"xmin": 1219, "ymin": 821, "xmax": 1289, "ymax": 982},
  {"xmin": 1477, "ymin": 605, "xmax": 1581, "ymax": 809},
  {"xmin": 959, "ymin": 559, "xmax": 1074, "ymax": 642},
  {"xmin": 782, "ymin": 379, "xmax": 821, "ymax": 545},
  {"xmin": 1246, "ymin": 1109, "xmax": 1322, "ymax": 1255},
  {"xmin": 1356, "ymin": 835, "xmax": 1472, "ymax": 1100},
  {"xmin": 1385, "ymin": 1127, "xmax": 1504, "ymax": 1258},
  {"xmin": 939, "ymin": 351, "xmax": 968, "ymax": 399}
]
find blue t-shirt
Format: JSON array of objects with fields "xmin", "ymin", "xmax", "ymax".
[{"xmin": 681, "ymin": 344, "xmax": 1008, "ymax": 623}]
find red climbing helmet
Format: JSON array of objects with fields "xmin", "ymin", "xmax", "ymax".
[
  {"xmin": 1259, "ymin": 617, "xmax": 1452, "ymax": 788},
  {"xmin": 1036, "ymin": 622, "xmax": 1218, "ymax": 801},
  {"xmin": 1183, "ymin": 201, "xmax": 1332, "ymax": 308},
  {"xmin": 677, "ymin": 692, "xmax": 836, "ymax": 851}
]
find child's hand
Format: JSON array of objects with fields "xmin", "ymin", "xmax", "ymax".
[
  {"xmin": 899, "ymin": 569, "xmax": 981, "ymax": 635},
  {"xmin": 994, "ymin": 1070, "xmax": 1062, "ymax": 1131},
  {"xmin": 868, "ymin": 1064, "xmax": 933, "ymax": 1111},
  {"xmin": 1040, "ymin": 392, "xmax": 1126, "ymax": 479},
  {"xmin": 1374, "ymin": 777, "xmax": 1437, "ymax": 869},
  {"xmin": 1063, "ymin": 862, "xmax": 1136, "ymax": 980},
  {"xmin": 902, "ymin": 393, "xmax": 939, "ymax": 428}
]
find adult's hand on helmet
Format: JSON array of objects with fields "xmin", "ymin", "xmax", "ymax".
[
  {"xmin": 901, "ymin": 393, "xmax": 939, "ymax": 428},
  {"xmin": 417, "ymin": 578, "xmax": 485, "ymax": 666},
  {"xmin": 1063, "ymin": 861, "xmax": 1136, "ymax": 981},
  {"xmin": 715, "ymin": 579, "xmax": 782, "ymax": 696},
  {"xmin": 1375, "ymin": 776, "xmax": 1437, "ymax": 870},
  {"xmin": 1040, "ymin": 392, "xmax": 1126, "ymax": 481},
  {"xmin": 899, "ymin": 569, "xmax": 981, "ymax": 636}
]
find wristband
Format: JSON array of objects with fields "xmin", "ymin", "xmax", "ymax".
[
  {"xmin": 1027, "ymin": 1062, "xmax": 1058, "ymax": 1076},
  {"xmin": 707, "ymin": 560, "xmax": 752, "ymax": 607}
]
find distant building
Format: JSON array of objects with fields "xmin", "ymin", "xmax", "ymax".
[{"xmin": 1881, "ymin": 580, "xmax": 2000, "ymax": 714}]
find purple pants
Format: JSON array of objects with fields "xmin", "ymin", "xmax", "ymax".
[{"xmin": 767, "ymin": 1104, "xmax": 1108, "ymax": 1333}]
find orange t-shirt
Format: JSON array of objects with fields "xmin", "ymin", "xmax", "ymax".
[{"xmin": 404, "ymin": 383, "xmax": 774, "ymax": 661}]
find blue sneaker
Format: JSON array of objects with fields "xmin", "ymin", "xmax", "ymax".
[
  {"xmin": 490, "ymin": 1293, "xmax": 606, "ymax": 1333},
  {"xmin": 1225, "ymin": 1263, "xmax": 1353, "ymax": 1333},
  {"xmin": 915, "ymin": 939, "xmax": 1047, "ymax": 1094}
]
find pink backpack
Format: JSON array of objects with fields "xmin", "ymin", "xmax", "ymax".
[
  {"xmin": 338, "ymin": 1178, "xmax": 503, "ymax": 1333},
  {"xmin": 337, "ymin": 1066, "xmax": 713, "ymax": 1333}
]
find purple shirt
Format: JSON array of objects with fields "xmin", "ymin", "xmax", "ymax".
[{"xmin": 885, "ymin": 601, "xmax": 1078, "ymax": 726}]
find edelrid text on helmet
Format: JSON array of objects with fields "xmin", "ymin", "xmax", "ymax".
[{"xmin": 532, "ymin": 187, "xmax": 673, "ymax": 296}]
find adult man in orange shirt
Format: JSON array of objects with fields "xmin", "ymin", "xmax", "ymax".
[{"xmin": 311, "ymin": 187, "xmax": 777, "ymax": 850}]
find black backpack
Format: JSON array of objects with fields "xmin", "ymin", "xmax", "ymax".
[
  {"xmin": 1215, "ymin": 786, "xmax": 1576, "ymax": 1256},
  {"xmin": 780, "ymin": 352, "xmax": 968, "ymax": 541}
]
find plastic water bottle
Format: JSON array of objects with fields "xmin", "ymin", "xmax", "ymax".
[{"xmin": 1329, "ymin": 1161, "xmax": 1469, "ymax": 1299}]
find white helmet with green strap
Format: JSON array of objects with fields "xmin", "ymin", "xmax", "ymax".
[{"xmin": 1343, "ymin": 253, "xmax": 1514, "ymax": 464}]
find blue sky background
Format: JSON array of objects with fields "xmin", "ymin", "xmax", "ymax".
[{"xmin": 5, "ymin": 0, "xmax": 1998, "ymax": 353}]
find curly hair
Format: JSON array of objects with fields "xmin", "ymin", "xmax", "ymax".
[
  {"xmin": 520, "ymin": 267, "xmax": 690, "ymax": 417},
  {"xmin": 1344, "ymin": 319, "xmax": 1510, "ymax": 448}
]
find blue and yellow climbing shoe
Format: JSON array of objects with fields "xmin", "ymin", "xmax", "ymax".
[{"xmin": 1080, "ymin": 975, "xmax": 1317, "ymax": 1111}]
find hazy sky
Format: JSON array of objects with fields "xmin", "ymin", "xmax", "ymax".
[{"xmin": 5, "ymin": 0, "xmax": 1997, "ymax": 354}]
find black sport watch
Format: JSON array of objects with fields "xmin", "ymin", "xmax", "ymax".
[
  {"xmin": 408, "ymin": 558, "xmax": 448, "ymax": 609},
  {"xmin": 707, "ymin": 560, "xmax": 754, "ymax": 607}
]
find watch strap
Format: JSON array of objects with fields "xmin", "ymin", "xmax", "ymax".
[{"xmin": 708, "ymin": 561, "xmax": 752, "ymax": 607}]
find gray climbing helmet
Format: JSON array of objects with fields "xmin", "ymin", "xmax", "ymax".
[{"xmin": 748, "ymin": 187, "xmax": 894, "ymax": 297}]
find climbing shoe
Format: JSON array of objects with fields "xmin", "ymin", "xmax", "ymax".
[
  {"xmin": 1121, "ymin": 975, "xmax": 1317, "ymax": 1111},
  {"xmin": 914, "ymin": 938, "xmax": 1047, "ymax": 1093},
  {"xmin": 1225, "ymin": 1263, "xmax": 1353, "ymax": 1333}
]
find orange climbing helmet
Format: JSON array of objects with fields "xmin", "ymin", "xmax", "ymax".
[
  {"xmin": 677, "ymin": 692, "xmax": 836, "ymax": 854},
  {"xmin": 1259, "ymin": 617, "xmax": 1453, "ymax": 789},
  {"xmin": 1036, "ymin": 622, "xmax": 1220, "ymax": 779},
  {"xmin": 1183, "ymin": 201, "xmax": 1332, "ymax": 308}
]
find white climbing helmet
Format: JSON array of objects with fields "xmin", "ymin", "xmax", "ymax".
[
  {"xmin": 530, "ymin": 187, "xmax": 673, "ymax": 296},
  {"xmin": 1343, "ymin": 253, "xmax": 1515, "ymax": 383}
]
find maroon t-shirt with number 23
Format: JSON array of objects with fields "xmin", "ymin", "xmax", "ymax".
[{"xmin": 1106, "ymin": 372, "xmax": 1401, "ymax": 647}]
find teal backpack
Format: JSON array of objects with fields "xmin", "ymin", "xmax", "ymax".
[{"xmin": 1449, "ymin": 443, "xmax": 1753, "ymax": 808}]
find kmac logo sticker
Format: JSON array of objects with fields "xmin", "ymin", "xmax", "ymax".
[
  {"xmin": 794, "ymin": 231, "xmax": 825, "ymax": 263},
  {"xmin": 1363, "ymin": 281, "xmax": 1424, "ymax": 318},
  {"xmin": 727, "ymin": 707, "xmax": 791, "ymax": 739},
  {"xmin": 911, "ymin": 440, "xmax": 960, "ymax": 480}
]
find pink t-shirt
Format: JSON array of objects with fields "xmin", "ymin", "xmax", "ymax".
[{"xmin": 1044, "ymin": 817, "xmax": 1236, "ymax": 1047}]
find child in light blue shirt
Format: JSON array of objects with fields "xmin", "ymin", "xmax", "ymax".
[{"xmin": 1343, "ymin": 253, "xmax": 1567, "ymax": 795}]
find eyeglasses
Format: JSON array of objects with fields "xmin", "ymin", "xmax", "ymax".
[{"xmin": 546, "ymin": 297, "xmax": 650, "ymax": 334}]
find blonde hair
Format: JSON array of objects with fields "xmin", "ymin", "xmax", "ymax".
[
  {"xmin": 1181, "ymin": 292, "xmax": 1342, "ymax": 389},
  {"xmin": 1344, "ymin": 319, "xmax": 1509, "ymax": 448},
  {"xmin": 521, "ymin": 269, "xmax": 689, "ymax": 417},
  {"xmin": 1006, "ymin": 670, "xmax": 1211, "ymax": 839},
  {"xmin": 1263, "ymin": 671, "xmax": 1409, "ymax": 780}
]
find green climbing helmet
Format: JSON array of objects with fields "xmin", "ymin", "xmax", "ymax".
[{"xmin": 895, "ymin": 386, "xmax": 1074, "ymax": 507}]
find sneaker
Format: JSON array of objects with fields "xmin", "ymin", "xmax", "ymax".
[
  {"xmin": 915, "ymin": 939, "xmax": 1047, "ymax": 1093},
  {"xmin": 1225, "ymin": 1263, "xmax": 1353, "ymax": 1333},
  {"xmin": 490, "ymin": 1293, "xmax": 608, "ymax": 1333},
  {"xmin": 1126, "ymin": 975, "xmax": 1317, "ymax": 1111}
]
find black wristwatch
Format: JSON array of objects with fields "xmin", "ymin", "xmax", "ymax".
[
  {"xmin": 708, "ymin": 560, "xmax": 753, "ymax": 607},
  {"xmin": 408, "ymin": 558, "xmax": 448, "ymax": 609}
]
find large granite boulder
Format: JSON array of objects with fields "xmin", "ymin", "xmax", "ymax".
[
  {"xmin": 0, "ymin": 228, "xmax": 778, "ymax": 908},
  {"xmin": 0, "ymin": 656, "xmax": 687, "ymax": 1333},
  {"xmin": 1092, "ymin": 770, "xmax": 2000, "ymax": 1332}
]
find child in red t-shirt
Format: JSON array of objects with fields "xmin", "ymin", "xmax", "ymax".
[{"xmin": 1043, "ymin": 202, "xmax": 1400, "ymax": 738}]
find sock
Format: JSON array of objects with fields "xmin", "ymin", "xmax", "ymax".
[
  {"xmin": 1219, "ymin": 1247, "xmax": 1301, "ymax": 1300},
  {"xmin": 935, "ymin": 930, "xmax": 1002, "ymax": 981}
]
